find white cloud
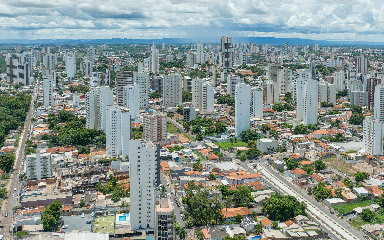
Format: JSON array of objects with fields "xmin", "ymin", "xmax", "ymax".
[{"xmin": 0, "ymin": 0, "xmax": 383, "ymax": 41}]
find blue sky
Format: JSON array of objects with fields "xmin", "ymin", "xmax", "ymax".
[{"xmin": 0, "ymin": 0, "xmax": 382, "ymax": 41}]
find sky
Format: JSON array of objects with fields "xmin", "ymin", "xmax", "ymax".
[{"xmin": 0, "ymin": 0, "xmax": 383, "ymax": 41}]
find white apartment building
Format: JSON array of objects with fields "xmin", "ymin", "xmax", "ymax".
[
  {"xmin": 65, "ymin": 51, "xmax": 76, "ymax": 79},
  {"xmin": 251, "ymin": 87, "xmax": 263, "ymax": 119},
  {"xmin": 43, "ymin": 75, "xmax": 54, "ymax": 108},
  {"xmin": 86, "ymin": 86, "xmax": 113, "ymax": 131},
  {"xmin": 235, "ymin": 83, "xmax": 251, "ymax": 137},
  {"xmin": 134, "ymin": 72, "xmax": 150, "ymax": 110},
  {"xmin": 318, "ymin": 80, "xmax": 336, "ymax": 105},
  {"xmin": 277, "ymin": 67, "xmax": 293, "ymax": 95},
  {"xmin": 374, "ymin": 84, "xmax": 384, "ymax": 122},
  {"xmin": 196, "ymin": 42, "xmax": 204, "ymax": 64},
  {"xmin": 220, "ymin": 36, "xmax": 234, "ymax": 70},
  {"xmin": 129, "ymin": 140, "xmax": 158, "ymax": 231},
  {"xmin": 26, "ymin": 151, "xmax": 52, "ymax": 180},
  {"xmin": 155, "ymin": 195, "xmax": 175, "ymax": 240},
  {"xmin": 227, "ymin": 75, "xmax": 243, "ymax": 98},
  {"xmin": 163, "ymin": 73, "xmax": 182, "ymax": 108},
  {"xmin": 364, "ymin": 116, "xmax": 384, "ymax": 155},
  {"xmin": 106, "ymin": 105, "xmax": 131, "ymax": 158},
  {"xmin": 296, "ymin": 73, "xmax": 318, "ymax": 125},
  {"xmin": 192, "ymin": 78, "xmax": 214, "ymax": 114},
  {"xmin": 123, "ymin": 84, "xmax": 140, "ymax": 118},
  {"xmin": 333, "ymin": 70, "xmax": 345, "ymax": 92},
  {"xmin": 83, "ymin": 59, "xmax": 93, "ymax": 78},
  {"xmin": 143, "ymin": 111, "xmax": 167, "ymax": 142},
  {"xmin": 151, "ymin": 44, "xmax": 160, "ymax": 73},
  {"xmin": 116, "ymin": 71, "xmax": 134, "ymax": 106},
  {"xmin": 6, "ymin": 53, "xmax": 32, "ymax": 85}
]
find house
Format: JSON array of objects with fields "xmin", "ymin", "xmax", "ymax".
[
  {"xmin": 364, "ymin": 186, "xmax": 383, "ymax": 197},
  {"xmin": 263, "ymin": 229, "xmax": 289, "ymax": 239},
  {"xmin": 224, "ymin": 171, "xmax": 261, "ymax": 185},
  {"xmin": 221, "ymin": 207, "xmax": 252, "ymax": 222},
  {"xmin": 288, "ymin": 168, "xmax": 307, "ymax": 179},
  {"xmin": 294, "ymin": 215, "xmax": 309, "ymax": 225},
  {"xmin": 241, "ymin": 216, "xmax": 257, "ymax": 232},
  {"xmin": 260, "ymin": 217, "xmax": 273, "ymax": 229},
  {"xmin": 353, "ymin": 187, "xmax": 370, "ymax": 198},
  {"xmin": 323, "ymin": 198, "xmax": 345, "ymax": 207},
  {"xmin": 341, "ymin": 191, "xmax": 357, "ymax": 203}
]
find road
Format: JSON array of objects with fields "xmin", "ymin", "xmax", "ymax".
[
  {"xmin": 237, "ymin": 159, "xmax": 366, "ymax": 240},
  {"xmin": 0, "ymin": 92, "xmax": 35, "ymax": 239}
]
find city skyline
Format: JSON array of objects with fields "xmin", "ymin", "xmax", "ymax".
[{"xmin": 1, "ymin": 0, "xmax": 384, "ymax": 42}]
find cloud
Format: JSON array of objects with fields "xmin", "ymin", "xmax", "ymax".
[{"xmin": 0, "ymin": 0, "xmax": 383, "ymax": 41}]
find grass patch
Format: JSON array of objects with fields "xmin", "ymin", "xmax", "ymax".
[
  {"xmin": 215, "ymin": 141, "xmax": 248, "ymax": 149},
  {"xmin": 93, "ymin": 215, "xmax": 115, "ymax": 234},
  {"xmin": 350, "ymin": 217, "xmax": 366, "ymax": 230},
  {"xmin": 192, "ymin": 150, "xmax": 205, "ymax": 162},
  {"xmin": 167, "ymin": 122, "xmax": 179, "ymax": 133},
  {"xmin": 333, "ymin": 200, "xmax": 375, "ymax": 215},
  {"xmin": 323, "ymin": 157, "xmax": 357, "ymax": 176}
]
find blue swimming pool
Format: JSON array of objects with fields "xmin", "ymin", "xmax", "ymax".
[
  {"xmin": 249, "ymin": 236, "xmax": 261, "ymax": 240},
  {"xmin": 118, "ymin": 213, "xmax": 130, "ymax": 222}
]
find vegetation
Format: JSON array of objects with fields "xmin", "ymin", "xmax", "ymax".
[
  {"xmin": 68, "ymin": 84, "xmax": 89, "ymax": 94},
  {"xmin": 354, "ymin": 172, "xmax": 370, "ymax": 182},
  {"xmin": 149, "ymin": 91, "xmax": 161, "ymax": 99},
  {"xmin": 184, "ymin": 116, "xmax": 227, "ymax": 136},
  {"xmin": 336, "ymin": 89, "xmax": 348, "ymax": 99},
  {"xmin": 168, "ymin": 145, "xmax": 184, "ymax": 152},
  {"xmin": 320, "ymin": 102, "xmax": 334, "ymax": 108},
  {"xmin": 41, "ymin": 200, "xmax": 62, "ymax": 231},
  {"xmin": 182, "ymin": 91, "xmax": 192, "ymax": 102},
  {"xmin": 215, "ymin": 141, "xmax": 248, "ymax": 149},
  {"xmin": 272, "ymin": 102, "xmax": 294, "ymax": 112},
  {"xmin": 97, "ymin": 174, "xmax": 129, "ymax": 202},
  {"xmin": 0, "ymin": 92, "xmax": 31, "ymax": 147},
  {"xmin": 217, "ymin": 185, "xmax": 254, "ymax": 208},
  {"xmin": 349, "ymin": 105, "xmax": 364, "ymax": 125},
  {"xmin": 239, "ymin": 129, "xmax": 264, "ymax": 142},
  {"xmin": 45, "ymin": 110, "xmax": 105, "ymax": 148},
  {"xmin": 294, "ymin": 124, "xmax": 308, "ymax": 134},
  {"xmin": 262, "ymin": 194, "xmax": 306, "ymax": 221},
  {"xmin": 167, "ymin": 122, "xmax": 179, "ymax": 133},
  {"xmin": 310, "ymin": 182, "xmax": 332, "ymax": 201},
  {"xmin": 217, "ymin": 94, "xmax": 235, "ymax": 106},
  {"xmin": 333, "ymin": 200, "xmax": 375, "ymax": 215}
]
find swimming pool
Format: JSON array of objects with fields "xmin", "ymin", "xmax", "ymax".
[{"xmin": 118, "ymin": 213, "xmax": 130, "ymax": 222}]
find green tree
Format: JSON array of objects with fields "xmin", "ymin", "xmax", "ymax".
[
  {"xmin": 207, "ymin": 173, "xmax": 216, "ymax": 180},
  {"xmin": 286, "ymin": 159, "xmax": 298, "ymax": 170},
  {"xmin": 314, "ymin": 160, "xmax": 326, "ymax": 171},
  {"xmin": 41, "ymin": 200, "xmax": 62, "ymax": 231},
  {"xmin": 343, "ymin": 177, "xmax": 354, "ymax": 189},
  {"xmin": 349, "ymin": 113, "xmax": 364, "ymax": 125},
  {"xmin": 149, "ymin": 91, "xmax": 161, "ymax": 99},
  {"xmin": 312, "ymin": 182, "xmax": 332, "ymax": 201},
  {"xmin": 0, "ymin": 153, "xmax": 15, "ymax": 173},
  {"xmin": 0, "ymin": 188, "xmax": 7, "ymax": 198},
  {"xmin": 283, "ymin": 92, "xmax": 292, "ymax": 103},
  {"xmin": 179, "ymin": 227, "xmax": 186, "ymax": 240},
  {"xmin": 354, "ymin": 172, "xmax": 370, "ymax": 182},
  {"xmin": 233, "ymin": 214, "xmax": 244, "ymax": 224},
  {"xmin": 255, "ymin": 223, "xmax": 262, "ymax": 235},
  {"xmin": 262, "ymin": 194, "xmax": 306, "ymax": 221},
  {"xmin": 294, "ymin": 124, "xmax": 308, "ymax": 134},
  {"xmin": 239, "ymin": 129, "xmax": 263, "ymax": 142},
  {"xmin": 79, "ymin": 199, "xmax": 85, "ymax": 208},
  {"xmin": 260, "ymin": 124, "xmax": 271, "ymax": 133},
  {"xmin": 182, "ymin": 91, "xmax": 192, "ymax": 102},
  {"xmin": 232, "ymin": 186, "xmax": 254, "ymax": 207},
  {"xmin": 361, "ymin": 208, "xmax": 375, "ymax": 223}
]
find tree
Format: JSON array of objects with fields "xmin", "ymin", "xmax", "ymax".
[
  {"xmin": 232, "ymin": 186, "xmax": 254, "ymax": 207},
  {"xmin": 0, "ymin": 153, "xmax": 15, "ymax": 173},
  {"xmin": 349, "ymin": 113, "xmax": 364, "ymax": 125},
  {"xmin": 284, "ymin": 92, "xmax": 292, "ymax": 103},
  {"xmin": 294, "ymin": 124, "xmax": 308, "ymax": 134},
  {"xmin": 0, "ymin": 188, "xmax": 7, "ymax": 198},
  {"xmin": 361, "ymin": 208, "xmax": 375, "ymax": 223},
  {"xmin": 286, "ymin": 159, "xmax": 298, "ymax": 170},
  {"xmin": 41, "ymin": 200, "xmax": 62, "ymax": 231},
  {"xmin": 149, "ymin": 91, "xmax": 161, "ymax": 99},
  {"xmin": 255, "ymin": 223, "xmax": 262, "ymax": 235},
  {"xmin": 233, "ymin": 214, "xmax": 244, "ymax": 223},
  {"xmin": 354, "ymin": 172, "xmax": 370, "ymax": 182},
  {"xmin": 182, "ymin": 91, "xmax": 192, "ymax": 102},
  {"xmin": 179, "ymin": 227, "xmax": 186, "ymax": 240},
  {"xmin": 314, "ymin": 160, "xmax": 326, "ymax": 171},
  {"xmin": 239, "ymin": 129, "xmax": 263, "ymax": 142},
  {"xmin": 262, "ymin": 194, "xmax": 306, "ymax": 221},
  {"xmin": 312, "ymin": 182, "xmax": 332, "ymax": 201},
  {"xmin": 207, "ymin": 173, "xmax": 216, "ymax": 180},
  {"xmin": 196, "ymin": 229, "xmax": 204, "ymax": 240},
  {"xmin": 79, "ymin": 199, "xmax": 85, "ymax": 208},
  {"xmin": 260, "ymin": 124, "xmax": 271, "ymax": 133},
  {"xmin": 343, "ymin": 177, "xmax": 354, "ymax": 189}
]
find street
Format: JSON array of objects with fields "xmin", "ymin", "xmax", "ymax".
[{"xmin": 0, "ymin": 92, "xmax": 35, "ymax": 239}]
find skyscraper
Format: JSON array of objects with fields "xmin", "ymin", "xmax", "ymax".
[
  {"xmin": 235, "ymin": 83, "xmax": 251, "ymax": 137},
  {"xmin": 116, "ymin": 71, "xmax": 134, "ymax": 106},
  {"xmin": 220, "ymin": 36, "xmax": 234, "ymax": 71},
  {"xmin": 192, "ymin": 78, "xmax": 215, "ymax": 114},
  {"xmin": 296, "ymin": 71, "xmax": 318, "ymax": 125},
  {"xmin": 134, "ymin": 72, "xmax": 150, "ymax": 110},
  {"xmin": 86, "ymin": 86, "xmax": 113, "ymax": 131},
  {"xmin": 151, "ymin": 43, "xmax": 160, "ymax": 73},
  {"xmin": 227, "ymin": 75, "xmax": 243, "ymax": 98},
  {"xmin": 251, "ymin": 87, "xmax": 263, "ymax": 119},
  {"xmin": 355, "ymin": 54, "xmax": 368, "ymax": 74},
  {"xmin": 143, "ymin": 111, "xmax": 167, "ymax": 142},
  {"xmin": 163, "ymin": 73, "xmax": 182, "ymax": 108},
  {"xmin": 43, "ymin": 75, "xmax": 54, "ymax": 107},
  {"xmin": 65, "ymin": 51, "xmax": 76, "ymax": 79},
  {"xmin": 197, "ymin": 41, "xmax": 204, "ymax": 64},
  {"xmin": 123, "ymin": 84, "xmax": 140, "ymax": 118},
  {"xmin": 106, "ymin": 105, "xmax": 131, "ymax": 158},
  {"xmin": 129, "ymin": 140, "xmax": 159, "ymax": 231},
  {"xmin": 155, "ymin": 194, "xmax": 175, "ymax": 240}
]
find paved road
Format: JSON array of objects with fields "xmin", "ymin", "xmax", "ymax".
[
  {"xmin": 0, "ymin": 92, "xmax": 35, "ymax": 239},
  {"xmin": 238, "ymin": 159, "xmax": 366, "ymax": 240}
]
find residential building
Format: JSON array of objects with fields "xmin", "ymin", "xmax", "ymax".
[
  {"xmin": 65, "ymin": 51, "xmax": 76, "ymax": 79},
  {"xmin": 363, "ymin": 116, "xmax": 384, "ymax": 155},
  {"xmin": 151, "ymin": 76, "xmax": 164, "ymax": 93},
  {"xmin": 163, "ymin": 73, "xmax": 182, "ymax": 107},
  {"xmin": 26, "ymin": 151, "xmax": 52, "ymax": 180},
  {"xmin": 355, "ymin": 54, "xmax": 368, "ymax": 74},
  {"xmin": 183, "ymin": 105, "xmax": 196, "ymax": 122},
  {"xmin": 297, "ymin": 72, "xmax": 318, "ymax": 125},
  {"xmin": 334, "ymin": 70, "xmax": 345, "ymax": 92},
  {"xmin": 192, "ymin": 78, "xmax": 214, "ymax": 114},
  {"xmin": 134, "ymin": 72, "xmax": 150, "ymax": 109},
  {"xmin": 318, "ymin": 80, "xmax": 336, "ymax": 105},
  {"xmin": 144, "ymin": 111, "xmax": 167, "ymax": 142},
  {"xmin": 106, "ymin": 105, "xmax": 131, "ymax": 158},
  {"xmin": 86, "ymin": 86, "xmax": 113, "ymax": 131},
  {"xmin": 227, "ymin": 75, "xmax": 243, "ymax": 98},
  {"xmin": 43, "ymin": 75, "xmax": 54, "ymax": 107},
  {"xmin": 155, "ymin": 194, "xmax": 175, "ymax": 240},
  {"xmin": 251, "ymin": 87, "xmax": 263, "ymax": 118},
  {"xmin": 374, "ymin": 84, "xmax": 384, "ymax": 122},
  {"xmin": 116, "ymin": 71, "xmax": 134, "ymax": 106},
  {"xmin": 220, "ymin": 36, "xmax": 234, "ymax": 70},
  {"xmin": 6, "ymin": 53, "xmax": 31, "ymax": 85},
  {"xmin": 151, "ymin": 43, "xmax": 160, "ymax": 73},
  {"xmin": 235, "ymin": 83, "xmax": 251, "ymax": 137},
  {"xmin": 123, "ymin": 84, "xmax": 140, "ymax": 118},
  {"xmin": 129, "ymin": 140, "xmax": 159, "ymax": 231},
  {"xmin": 196, "ymin": 41, "xmax": 204, "ymax": 64}
]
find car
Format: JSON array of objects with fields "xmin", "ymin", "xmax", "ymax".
[
  {"xmin": 86, "ymin": 220, "xmax": 92, "ymax": 224},
  {"xmin": 81, "ymin": 213, "xmax": 85, "ymax": 218},
  {"xmin": 61, "ymin": 225, "xmax": 68, "ymax": 229},
  {"xmin": 11, "ymin": 194, "xmax": 14, "ymax": 198},
  {"xmin": 13, "ymin": 188, "xmax": 16, "ymax": 191},
  {"xmin": 4, "ymin": 213, "xmax": 7, "ymax": 217}
]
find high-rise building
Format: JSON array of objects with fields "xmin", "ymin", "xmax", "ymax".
[
  {"xmin": 355, "ymin": 54, "xmax": 368, "ymax": 74},
  {"xmin": 227, "ymin": 75, "xmax": 243, "ymax": 98},
  {"xmin": 267, "ymin": 63, "xmax": 280, "ymax": 83},
  {"xmin": 367, "ymin": 78, "xmax": 382, "ymax": 111},
  {"xmin": 65, "ymin": 52, "xmax": 76, "ymax": 79},
  {"xmin": 86, "ymin": 86, "xmax": 113, "ymax": 131},
  {"xmin": 106, "ymin": 105, "xmax": 131, "ymax": 158},
  {"xmin": 374, "ymin": 84, "xmax": 384, "ymax": 122},
  {"xmin": 333, "ymin": 70, "xmax": 345, "ymax": 92},
  {"xmin": 42, "ymin": 53, "xmax": 57, "ymax": 71},
  {"xmin": 183, "ymin": 105, "xmax": 196, "ymax": 123},
  {"xmin": 134, "ymin": 72, "xmax": 150, "ymax": 110},
  {"xmin": 151, "ymin": 76, "xmax": 164, "ymax": 93},
  {"xmin": 197, "ymin": 42, "xmax": 204, "ymax": 64},
  {"xmin": 155, "ymin": 194, "xmax": 175, "ymax": 240},
  {"xmin": 235, "ymin": 83, "xmax": 251, "ymax": 137},
  {"xmin": 43, "ymin": 75, "xmax": 54, "ymax": 107},
  {"xmin": 151, "ymin": 43, "xmax": 160, "ymax": 73},
  {"xmin": 251, "ymin": 87, "xmax": 263, "ymax": 119},
  {"xmin": 277, "ymin": 67, "xmax": 293, "ymax": 95},
  {"xmin": 116, "ymin": 71, "xmax": 134, "ymax": 106},
  {"xmin": 123, "ymin": 84, "xmax": 140, "ymax": 118},
  {"xmin": 84, "ymin": 59, "xmax": 93, "ymax": 78},
  {"xmin": 6, "ymin": 53, "xmax": 31, "ymax": 85},
  {"xmin": 163, "ymin": 73, "xmax": 182, "ymax": 108},
  {"xmin": 191, "ymin": 78, "xmax": 214, "ymax": 114},
  {"xmin": 296, "ymin": 72, "xmax": 318, "ymax": 125},
  {"xmin": 87, "ymin": 46, "xmax": 96, "ymax": 65},
  {"xmin": 363, "ymin": 116, "xmax": 384, "ymax": 155},
  {"xmin": 26, "ymin": 151, "xmax": 52, "ymax": 180},
  {"xmin": 264, "ymin": 80, "xmax": 279, "ymax": 105},
  {"xmin": 129, "ymin": 140, "xmax": 159, "ymax": 231},
  {"xmin": 318, "ymin": 80, "xmax": 336, "ymax": 106},
  {"xmin": 220, "ymin": 36, "xmax": 234, "ymax": 70},
  {"xmin": 144, "ymin": 111, "xmax": 167, "ymax": 142}
]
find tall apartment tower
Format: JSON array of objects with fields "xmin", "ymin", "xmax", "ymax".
[
  {"xmin": 65, "ymin": 51, "xmax": 76, "ymax": 79},
  {"xmin": 155, "ymin": 194, "xmax": 175, "ymax": 240},
  {"xmin": 318, "ymin": 80, "xmax": 336, "ymax": 106},
  {"xmin": 86, "ymin": 86, "xmax": 113, "ymax": 131},
  {"xmin": 227, "ymin": 75, "xmax": 243, "ymax": 98},
  {"xmin": 296, "ymin": 72, "xmax": 318, "ymax": 125},
  {"xmin": 374, "ymin": 84, "xmax": 384, "ymax": 122},
  {"xmin": 143, "ymin": 111, "xmax": 167, "ymax": 142},
  {"xmin": 367, "ymin": 78, "xmax": 382, "ymax": 111},
  {"xmin": 277, "ymin": 67, "xmax": 293, "ymax": 95},
  {"xmin": 43, "ymin": 75, "xmax": 54, "ymax": 107},
  {"xmin": 87, "ymin": 46, "xmax": 96, "ymax": 65},
  {"xmin": 116, "ymin": 71, "xmax": 134, "ymax": 106},
  {"xmin": 251, "ymin": 87, "xmax": 263, "ymax": 119},
  {"xmin": 123, "ymin": 84, "xmax": 140, "ymax": 118},
  {"xmin": 220, "ymin": 36, "xmax": 234, "ymax": 71},
  {"xmin": 84, "ymin": 59, "xmax": 93, "ymax": 78},
  {"xmin": 192, "ymin": 78, "xmax": 215, "ymax": 114},
  {"xmin": 163, "ymin": 73, "xmax": 182, "ymax": 108},
  {"xmin": 235, "ymin": 83, "xmax": 252, "ymax": 137},
  {"xmin": 6, "ymin": 53, "xmax": 31, "ymax": 85},
  {"xmin": 151, "ymin": 43, "xmax": 160, "ymax": 73},
  {"xmin": 106, "ymin": 105, "xmax": 131, "ymax": 158},
  {"xmin": 197, "ymin": 42, "xmax": 204, "ymax": 64},
  {"xmin": 26, "ymin": 151, "xmax": 52, "ymax": 180},
  {"xmin": 134, "ymin": 72, "xmax": 150, "ymax": 110},
  {"xmin": 355, "ymin": 54, "xmax": 368, "ymax": 74},
  {"xmin": 333, "ymin": 70, "xmax": 345, "ymax": 92},
  {"xmin": 129, "ymin": 140, "xmax": 159, "ymax": 231}
]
